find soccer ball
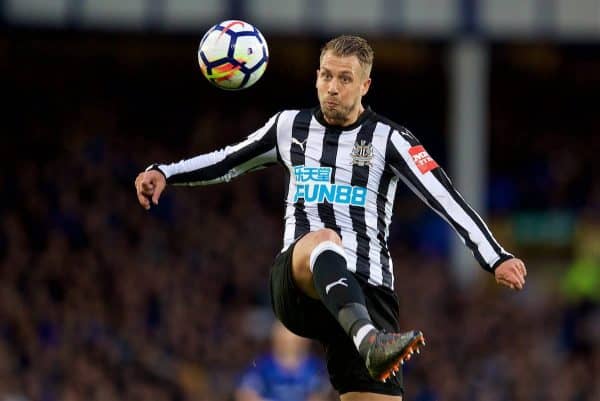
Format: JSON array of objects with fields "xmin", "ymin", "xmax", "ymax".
[{"xmin": 198, "ymin": 20, "xmax": 269, "ymax": 90}]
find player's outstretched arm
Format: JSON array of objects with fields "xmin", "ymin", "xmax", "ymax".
[
  {"xmin": 387, "ymin": 127, "xmax": 519, "ymax": 278},
  {"xmin": 135, "ymin": 169, "xmax": 166, "ymax": 210},
  {"xmin": 494, "ymin": 258, "xmax": 527, "ymax": 290}
]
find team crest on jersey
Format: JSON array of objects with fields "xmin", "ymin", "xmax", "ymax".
[{"xmin": 350, "ymin": 140, "xmax": 373, "ymax": 167}]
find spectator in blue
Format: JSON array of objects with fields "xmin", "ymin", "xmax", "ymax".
[{"xmin": 235, "ymin": 321, "xmax": 331, "ymax": 401}]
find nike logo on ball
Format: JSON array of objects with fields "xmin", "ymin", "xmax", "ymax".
[{"xmin": 325, "ymin": 278, "xmax": 348, "ymax": 294}]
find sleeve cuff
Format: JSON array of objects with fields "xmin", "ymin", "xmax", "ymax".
[
  {"xmin": 145, "ymin": 163, "xmax": 168, "ymax": 181},
  {"xmin": 490, "ymin": 254, "xmax": 514, "ymax": 273}
]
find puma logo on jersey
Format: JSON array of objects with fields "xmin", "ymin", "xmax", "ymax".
[
  {"xmin": 325, "ymin": 278, "xmax": 348, "ymax": 294},
  {"xmin": 400, "ymin": 128, "xmax": 417, "ymax": 142},
  {"xmin": 291, "ymin": 137, "xmax": 307, "ymax": 152}
]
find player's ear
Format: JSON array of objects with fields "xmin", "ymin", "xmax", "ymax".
[
  {"xmin": 315, "ymin": 69, "xmax": 320, "ymax": 87},
  {"xmin": 361, "ymin": 77, "xmax": 372, "ymax": 96}
]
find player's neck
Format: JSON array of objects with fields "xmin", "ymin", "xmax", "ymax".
[{"xmin": 346, "ymin": 105, "xmax": 365, "ymax": 127}]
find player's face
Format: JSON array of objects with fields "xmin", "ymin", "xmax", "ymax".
[{"xmin": 316, "ymin": 51, "xmax": 371, "ymax": 127}]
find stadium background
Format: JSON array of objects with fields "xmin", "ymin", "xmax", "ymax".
[{"xmin": 1, "ymin": 0, "xmax": 599, "ymax": 400}]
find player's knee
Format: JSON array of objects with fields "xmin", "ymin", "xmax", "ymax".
[
  {"xmin": 293, "ymin": 229, "xmax": 341, "ymax": 277},
  {"xmin": 312, "ymin": 228, "xmax": 342, "ymax": 246}
]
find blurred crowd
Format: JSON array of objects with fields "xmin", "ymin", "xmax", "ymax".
[{"xmin": 0, "ymin": 32, "xmax": 598, "ymax": 400}]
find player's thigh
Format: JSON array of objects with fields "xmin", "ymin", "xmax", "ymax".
[{"xmin": 269, "ymin": 239, "xmax": 333, "ymax": 340}]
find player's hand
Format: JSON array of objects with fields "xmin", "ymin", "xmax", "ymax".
[
  {"xmin": 494, "ymin": 258, "xmax": 527, "ymax": 290},
  {"xmin": 135, "ymin": 170, "xmax": 166, "ymax": 210}
]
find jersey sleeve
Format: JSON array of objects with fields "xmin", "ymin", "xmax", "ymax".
[
  {"xmin": 148, "ymin": 113, "xmax": 280, "ymax": 186},
  {"xmin": 387, "ymin": 128, "xmax": 513, "ymax": 273}
]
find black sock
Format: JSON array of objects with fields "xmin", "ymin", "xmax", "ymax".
[{"xmin": 310, "ymin": 241, "xmax": 377, "ymax": 358}]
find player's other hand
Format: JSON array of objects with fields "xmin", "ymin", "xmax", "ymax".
[
  {"xmin": 135, "ymin": 170, "xmax": 166, "ymax": 210},
  {"xmin": 494, "ymin": 258, "xmax": 527, "ymax": 290}
]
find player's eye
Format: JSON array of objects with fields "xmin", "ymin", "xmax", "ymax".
[{"xmin": 341, "ymin": 76, "xmax": 352, "ymax": 83}]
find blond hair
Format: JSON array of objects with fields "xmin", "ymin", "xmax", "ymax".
[{"xmin": 320, "ymin": 35, "xmax": 374, "ymax": 77}]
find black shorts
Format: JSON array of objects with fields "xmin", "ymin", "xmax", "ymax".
[{"xmin": 269, "ymin": 238, "xmax": 404, "ymax": 396}]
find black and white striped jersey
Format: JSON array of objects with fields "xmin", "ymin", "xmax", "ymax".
[{"xmin": 150, "ymin": 107, "xmax": 513, "ymax": 290}]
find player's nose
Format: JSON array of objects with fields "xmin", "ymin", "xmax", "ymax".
[{"xmin": 327, "ymin": 79, "xmax": 339, "ymax": 94}]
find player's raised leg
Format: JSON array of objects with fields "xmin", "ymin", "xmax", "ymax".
[{"xmin": 291, "ymin": 229, "xmax": 426, "ymax": 382}]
